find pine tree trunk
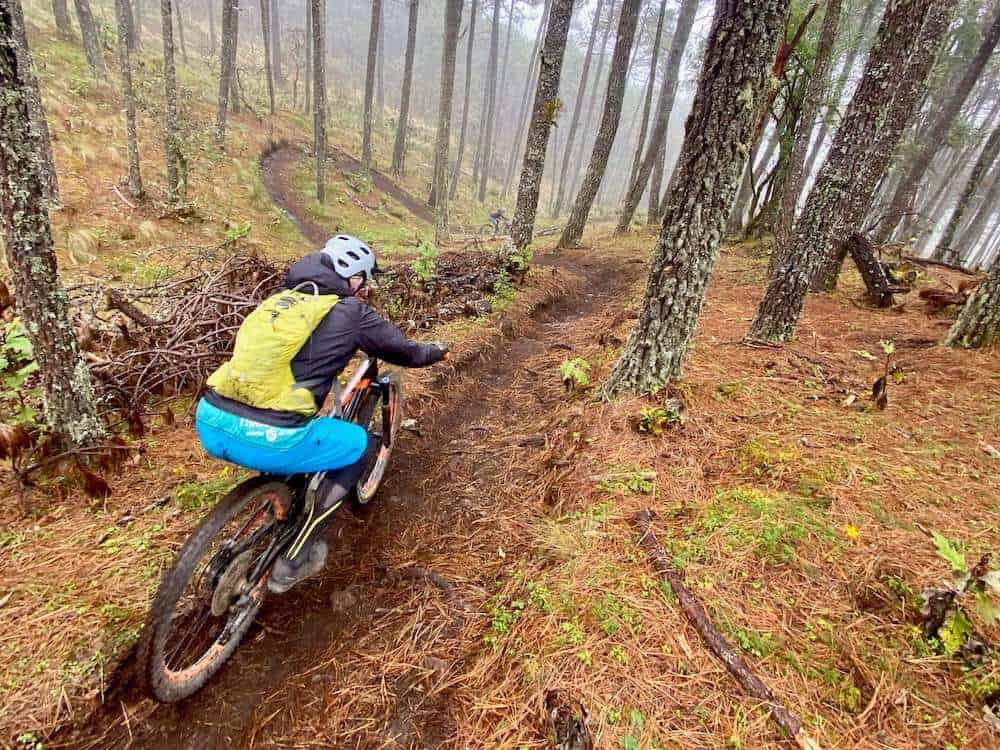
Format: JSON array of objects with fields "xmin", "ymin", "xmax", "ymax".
[
  {"xmin": 874, "ymin": 4, "xmax": 1000, "ymax": 243},
  {"xmin": 392, "ymin": 0, "xmax": 419, "ymax": 176},
  {"xmin": 943, "ymin": 258, "xmax": 999, "ymax": 347},
  {"xmin": 1, "ymin": 0, "xmax": 106, "ymax": 448},
  {"xmin": 73, "ymin": 0, "xmax": 108, "ymax": 77},
  {"xmin": 160, "ymin": 0, "xmax": 185, "ymax": 200},
  {"xmin": 361, "ymin": 0, "xmax": 381, "ymax": 171},
  {"xmin": 558, "ymin": 0, "xmax": 640, "ymax": 248},
  {"xmin": 433, "ymin": 0, "xmax": 463, "ymax": 244},
  {"xmin": 614, "ymin": 0, "xmax": 698, "ymax": 234},
  {"xmin": 501, "ymin": 0, "xmax": 550, "ymax": 199},
  {"xmin": 216, "ymin": 0, "xmax": 235, "ymax": 143},
  {"xmin": 449, "ymin": 0, "xmax": 477, "ymax": 193},
  {"xmin": 11, "ymin": 0, "xmax": 59, "ymax": 204},
  {"xmin": 312, "ymin": 0, "xmax": 326, "ymax": 201},
  {"xmin": 477, "ymin": 0, "xmax": 502, "ymax": 202},
  {"xmin": 174, "ymin": 0, "xmax": 188, "ymax": 64},
  {"xmin": 627, "ymin": 0, "xmax": 667, "ymax": 195},
  {"xmin": 603, "ymin": 0, "xmax": 790, "ymax": 398},
  {"xmin": 259, "ymin": 0, "xmax": 275, "ymax": 115},
  {"xmin": 304, "ymin": 0, "xmax": 311, "ymax": 113},
  {"xmin": 495, "ymin": 0, "xmax": 514, "ymax": 180},
  {"xmin": 114, "ymin": 0, "xmax": 143, "ymax": 197},
  {"xmin": 230, "ymin": 3, "xmax": 240, "ymax": 113},
  {"xmin": 123, "ymin": 0, "xmax": 137, "ymax": 51},
  {"xmin": 376, "ymin": 0, "xmax": 385, "ymax": 120},
  {"xmin": 955, "ymin": 160, "xmax": 1000, "ymax": 259},
  {"xmin": 749, "ymin": 0, "xmax": 955, "ymax": 343},
  {"xmin": 773, "ymin": 0, "xmax": 842, "ymax": 252},
  {"xmin": 728, "ymin": 126, "xmax": 775, "ymax": 234},
  {"xmin": 510, "ymin": 0, "xmax": 573, "ymax": 250},
  {"xmin": 272, "ymin": 0, "xmax": 283, "ymax": 87},
  {"xmin": 551, "ymin": 0, "xmax": 606, "ymax": 218},
  {"xmin": 53, "ymin": 0, "xmax": 73, "ymax": 37},
  {"xmin": 209, "ymin": 0, "xmax": 217, "ymax": 56},
  {"xmin": 934, "ymin": 121, "xmax": 1000, "ymax": 260}
]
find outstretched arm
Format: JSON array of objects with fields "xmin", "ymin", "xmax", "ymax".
[{"xmin": 356, "ymin": 304, "xmax": 446, "ymax": 367}]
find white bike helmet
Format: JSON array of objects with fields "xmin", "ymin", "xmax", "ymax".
[{"xmin": 321, "ymin": 234, "xmax": 378, "ymax": 281}]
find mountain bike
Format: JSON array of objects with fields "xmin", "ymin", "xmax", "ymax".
[
  {"xmin": 136, "ymin": 356, "xmax": 402, "ymax": 703},
  {"xmin": 479, "ymin": 216, "xmax": 511, "ymax": 240}
]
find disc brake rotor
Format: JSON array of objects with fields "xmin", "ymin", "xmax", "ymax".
[{"xmin": 210, "ymin": 550, "xmax": 254, "ymax": 617}]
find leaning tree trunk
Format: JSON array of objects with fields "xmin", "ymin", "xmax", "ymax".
[
  {"xmin": 432, "ymin": 0, "xmax": 463, "ymax": 244},
  {"xmin": 955, "ymin": 160, "xmax": 1000, "ymax": 261},
  {"xmin": 551, "ymin": 0, "xmax": 606, "ymax": 218},
  {"xmin": 52, "ymin": 0, "xmax": 73, "ymax": 37},
  {"xmin": 160, "ymin": 0, "xmax": 185, "ymax": 201},
  {"xmin": 11, "ymin": 0, "xmax": 58, "ymax": 204},
  {"xmin": 73, "ymin": 0, "xmax": 108, "ymax": 77},
  {"xmin": 511, "ymin": 0, "xmax": 573, "ymax": 249},
  {"xmin": 748, "ymin": 0, "xmax": 955, "ymax": 343},
  {"xmin": 311, "ymin": 0, "xmax": 326, "ymax": 201},
  {"xmin": 477, "ymin": 0, "xmax": 502, "ymax": 202},
  {"xmin": 602, "ymin": 0, "xmax": 789, "ymax": 398},
  {"xmin": 449, "ymin": 0, "xmax": 477, "ymax": 194},
  {"xmin": 934, "ymin": 120, "xmax": 1000, "ymax": 260},
  {"xmin": 614, "ymin": 0, "xmax": 699, "ymax": 234},
  {"xmin": 773, "ymin": 0, "xmax": 842, "ymax": 253},
  {"xmin": 874, "ymin": 3, "xmax": 1000, "ymax": 244},
  {"xmin": 174, "ymin": 0, "xmax": 188, "ymax": 64},
  {"xmin": 943, "ymin": 258, "xmax": 1000, "ymax": 348},
  {"xmin": 216, "ymin": 0, "xmax": 236, "ymax": 143},
  {"xmin": 259, "ymin": 0, "xmax": 275, "ymax": 115},
  {"xmin": 627, "ymin": 0, "xmax": 667, "ymax": 194},
  {"xmin": 114, "ymin": 0, "xmax": 143, "ymax": 198},
  {"xmin": 392, "ymin": 0, "xmax": 419, "ymax": 176},
  {"xmin": 558, "ymin": 0, "xmax": 640, "ymax": 248},
  {"xmin": 362, "ymin": 0, "xmax": 381, "ymax": 171},
  {"xmin": 0, "ymin": 2, "xmax": 106, "ymax": 448}
]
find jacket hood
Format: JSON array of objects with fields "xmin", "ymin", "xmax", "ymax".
[{"xmin": 283, "ymin": 252, "xmax": 354, "ymax": 297}]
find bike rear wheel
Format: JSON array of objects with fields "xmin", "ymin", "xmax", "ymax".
[
  {"xmin": 137, "ymin": 477, "xmax": 291, "ymax": 702},
  {"xmin": 354, "ymin": 371, "xmax": 403, "ymax": 504}
]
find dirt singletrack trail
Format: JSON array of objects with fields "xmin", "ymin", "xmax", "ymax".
[{"xmin": 55, "ymin": 156, "xmax": 646, "ymax": 749}]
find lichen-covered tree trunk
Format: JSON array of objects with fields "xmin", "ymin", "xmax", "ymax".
[
  {"xmin": 160, "ymin": 0, "xmax": 185, "ymax": 201},
  {"xmin": 259, "ymin": 0, "xmax": 275, "ymax": 115},
  {"xmin": 551, "ymin": 0, "xmax": 606, "ymax": 218},
  {"xmin": 311, "ymin": 0, "xmax": 326, "ymax": 201},
  {"xmin": 874, "ymin": 3, "xmax": 1000, "ymax": 244},
  {"xmin": 271, "ymin": 0, "xmax": 283, "ymax": 86},
  {"xmin": 52, "ymin": 0, "xmax": 73, "ymax": 37},
  {"xmin": 393, "ymin": 0, "xmax": 419, "ymax": 176},
  {"xmin": 432, "ymin": 0, "xmax": 463, "ymax": 243},
  {"xmin": 749, "ymin": 0, "xmax": 955, "ymax": 343},
  {"xmin": 174, "ymin": 0, "xmax": 188, "ymax": 64},
  {"xmin": 448, "ymin": 0, "xmax": 476, "ymax": 192},
  {"xmin": 602, "ymin": 0, "xmax": 789, "ymax": 398},
  {"xmin": 614, "ymin": 0, "xmax": 698, "ymax": 234},
  {"xmin": 934, "ymin": 120, "xmax": 1000, "ymax": 260},
  {"xmin": 73, "ymin": 0, "xmax": 107, "ymax": 77},
  {"xmin": 0, "ymin": 2, "xmax": 106, "ymax": 448},
  {"xmin": 477, "ymin": 0, "xmax": 502, "ymax": 203},
  {"xmin": 216, "ymin": 0, "xmax": 236, "ymax": 143},
  {"xmin": 361, "ymin": 0, "xmax": 381, "ymax": 171},
  {"xmin": 558, "ymin": 0, "xmax": 640, "ymax": 248},
  {"xmin": 510, "ymin": 0, "xmax": 573, "ymax": 250},
  {"xmin": 773, "ymin": 0, "xmax": 842, "ymax": 252},
  {"xmin": 627, "ymin": 0, "xmax": 667, "ymax": 194},
  {"xmin": 114, "ymin": 0, "xmax": 143, "ymax": 198},
  {"xmin": 943, "ymin": 258, "xmax": 1000, "ymax": 348}
]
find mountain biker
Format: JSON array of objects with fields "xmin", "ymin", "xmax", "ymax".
[
  {"xmin": 489, "ymin": 208, "xmax": 507, "ymax": 236},
  {"xmin": 194, "ymin": 235, "xmax": 447, "ymax": 593}
]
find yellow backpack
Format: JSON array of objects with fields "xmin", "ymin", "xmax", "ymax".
[{"xmin": 207, "ymin": 287, "xmax": 340, "ymax": 416}]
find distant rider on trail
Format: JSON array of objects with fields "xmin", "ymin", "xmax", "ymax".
[
  {"xmin": 489, "ymin": 208, "xmax": 507, "ymax": 236},
  {"xmin": 195, "ymin": 235, "xmax": 447, "ymax": 593}
]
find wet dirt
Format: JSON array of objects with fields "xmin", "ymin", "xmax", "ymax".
[{"xmin": 55, "ymin": 154, "xmax": 643, "ymax": 750}]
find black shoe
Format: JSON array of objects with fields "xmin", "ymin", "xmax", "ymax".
[{"xmin": 268, "ymin": 539, "xmax": 329, "ymax": 594}]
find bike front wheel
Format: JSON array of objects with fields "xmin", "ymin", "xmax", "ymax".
[{"xmin": 354, "ymin": 371, "xmax": 403, "ymax": 504}]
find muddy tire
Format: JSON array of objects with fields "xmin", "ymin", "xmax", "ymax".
[
  {"xmin": 354, "ymin": 372, "xmax": 403, "ymax": 505},
  {"xmin": 137, "ymin": 477, "xmax": 290, "ymax": 702}
]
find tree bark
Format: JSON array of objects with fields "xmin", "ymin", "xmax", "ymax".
[
  {"xmin": 433, "ymin": 0, "xmax": 463, "ymax": 244},
  {"xmin": 393, "ymin": 0, "xmax": 419, "ymax": 176},
  {"xmin": 477, "ymin": 0, "xmax": 502, "ymax": 202},
  {"xmin": 259, "ymin": 0, "xmax": 275, "ymax": 115},
  {"xmin": 558, "ymin": 0, "xmax": 640, "ymax": 248},
  {"xmin": 603, "ymin": 0, "xmax": 790, "ymax": 398},
  {"xmin": 449, "ymin": 0, "xmax": 477, "ymax": 193},
  {"xmin": 501, "ymin": 0, "xmax": 551, "ymax": 200},
  {"xmin": 216, "ymin": 0, "xmax": 235, "ymax": 143},
  {"xmin": 874, "ymin": 3, "xmax": 1000, "ymax": 243},
  {"xmin": 749, "ymin": 0, "xmax": 955, "ymax": 343},
  {"xmin": 311, "ymin": 0, "xmax": 326, "ymax": 201},
  {"xmin": 729, "ymin": 126, "xmax": 776, "ymax": 234},
  {"xmin": 376, "ymin": 0, "xmax": 385, "ymax": 119},
  {"xmin": 230, "ymin": 3, "xmax": 240, "ymax": 114},
  {"xmin": 73, "ymin": 0, "xmax": 108, "ymax": 77},
  {"xmin": 361, "ymin": 0, "xmax": 381, "ymax": 171},
  {"xmin": 52, "ymin": 0, "xmax": 73, "ymax": 37},
  {"xmin": 271, "ymin": 0, "xmax": 283, "ymax": 86},
  {"xmin": 114, "ymin": 0, "xmax": 143, "ymax": 198},
  {"xmin": 174, "ymin": 0, "xmax": 188, "ymax": 64},
  {"xmin": 627, "ymin": 0, "xmax": 667, "ymax": 196},
  {"xmin": 0, "ymin": 0, "xmax": 106, "ymax": 448},
  {"xmin": 773, "ymin": 0, "xmax": 842, "ymax": 253},
  {"xmin": 956, "ymin": 159, "xmax": 1000, "ymax": 259},
  {"xmin": 551, "ymin": 0, "xmax": 606, "ymax": 218},
  {"xmin": 208, "ymin": 0, "xmax": 216, "ymax": 56},
  {"xmin": 942, "ymin": 258, "xmax": 999, "ymax": 348},
  {"xmin": 304, "ymin": 0, "xmax": 311, "ymax": 113},
  {"xmin": 614, "ymin": 0, "xmax": 698, "ymax": 234},
  {"xmin": 11, "ymin": 0, "xmax": 59, "ymax": 204},
  {"xmin": 511, "ymin": 0, "xmax": 574, "ymax": 250},
  {"xmin": 160, "ymin": 0, "xmax": 185, "ymax": 200}
]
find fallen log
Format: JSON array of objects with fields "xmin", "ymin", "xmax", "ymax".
[
  {"xmin": 632, "ymin": 509, "xmax": 821, "ymax": 750},
  {"xmin": 901, "ymin": 255, "xmax": 978, "ymax": 276}
]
